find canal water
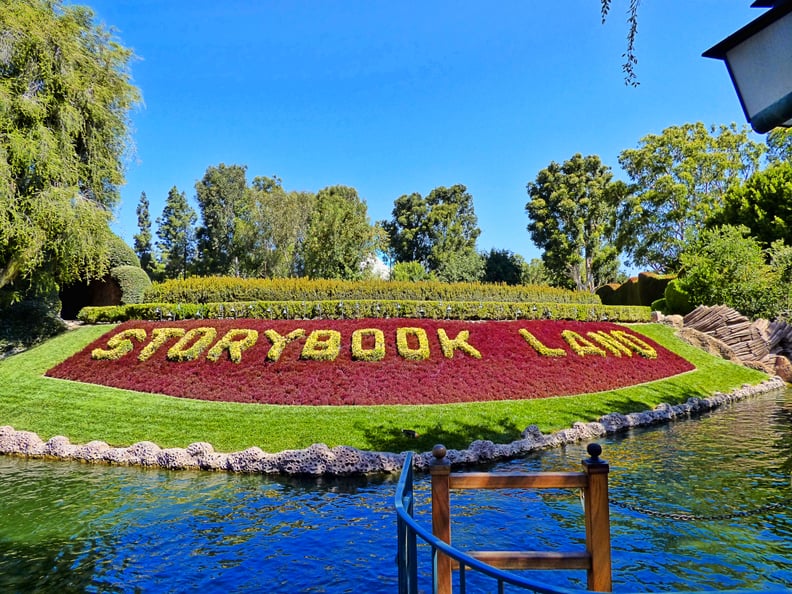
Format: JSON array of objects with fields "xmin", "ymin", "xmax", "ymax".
[{"xmin": 1, "ymin": 389, "xmax": 791, "ymax": 592}]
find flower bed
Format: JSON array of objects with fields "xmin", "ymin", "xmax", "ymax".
[{"xmin": 46, "ymin": 319, "xmax": 694, "ymax": 406}]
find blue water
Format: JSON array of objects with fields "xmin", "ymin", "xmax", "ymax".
[{"xmin": 1, "ymin": 389, "xmax": 791, "ymax": 592}]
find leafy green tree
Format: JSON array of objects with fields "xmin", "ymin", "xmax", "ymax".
[
  {"xmin": 0, "ymin": 0, "xmax": 139, "ymax": 302},
  {"xmin": 235, "ymin": 176, "xmax": 314, "ymax": 278},
  {"xmin": 383, "ymin": 184, "xmax": 481, "ymax": 280},
  {"xmin": 390, "ymin": 261, "xmax": 434, "ymax": 282},
  {"xmin": 194, "ymin": 163, "xmax": 248, "ymax": 275},
  {"xmin": 300, "ymin": 185, "xmax": 376, "ymax": 280},
  {"xmin": 520, "ymin": 258, "xmax": 549, "ymax": 286},
  {"xmin": 716, "ymin": 161, "xmax": 792, "ymax": 248},
  {"xmin": 617, "ymin": 122, "xmax": 765, "ymax": 272},
  {"xmin": 434, "ymin": 250, "xmax": 485, "ymax": 283},
  {"xmin": 156, "ymin": 187, "xmax": 196, "ymax": 280},
  {"xmin": 133, "ymin": 191, "xmax": 158, "ymax": 278},
  {"xmin": 424, "ymin": 185, "xmax": 481, "ymax": 275},
  {"xmin": 677, "ymin": 225, "xmax": 780, "ymax": 319},
  {"xmin": 526, "ymin": 154, "xmax": 626, "ymax": 292},
  {"xmin": 382, "ymin": 192, "xmax": 432, "ymax": 266},
  {"xmin": 484, "ymin": 249, "xmax": 525, "ymax": 285},
  {"xmin": 767, "ymin": 128, "xmax": 792, "ymax": 164}
]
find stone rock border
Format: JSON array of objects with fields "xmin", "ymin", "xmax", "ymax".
[{"xmin": 0, "ymin": 376, "xmax": 785, "ymax": 476}]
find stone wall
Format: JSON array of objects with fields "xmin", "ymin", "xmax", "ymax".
[{"xmin": 0, "ymin": 376, "xmax": 784, "ymax": 476}]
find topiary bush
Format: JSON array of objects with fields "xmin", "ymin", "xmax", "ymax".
[
  {"xmin": 664, "ymin": 280, "xmax": 693, "ymax": 316},
  {"xmin": 107, "ymin": 233, "xmax": 141, "ymax": 268},
  {"xmin": 111, "ymin": 265, "xmax": 151, "ymax": 304}
]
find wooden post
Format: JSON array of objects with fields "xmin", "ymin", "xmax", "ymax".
[
  {"xmin": 582, "ymin": 443, "xmax": 612, "ymax": 592},
  {"xmin": 430, "ymin": 444, "xmax": 452, "ymax": 594}
]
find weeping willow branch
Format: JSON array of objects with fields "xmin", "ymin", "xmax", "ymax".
[{"xmin": 601, "ymin": 0, "xmax": 641, "ymax": 87}]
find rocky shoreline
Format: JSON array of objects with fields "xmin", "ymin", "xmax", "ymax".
[{"xmin": 0, "ymin": 376, "xmax": 785, "ymax": 476}]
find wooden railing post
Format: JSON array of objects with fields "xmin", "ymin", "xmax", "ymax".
[
  {"xmin": 582, "ymin": 443, "xmax": 612, "ymax": 592},
  {"xmin": 430, "ymin": 444, "xmax": 452, "ymax": 594}
]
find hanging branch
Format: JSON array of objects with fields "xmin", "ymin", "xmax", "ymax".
[{"xmin": 601, "ymin": 0, "xmax": 641, "ymax": 87}]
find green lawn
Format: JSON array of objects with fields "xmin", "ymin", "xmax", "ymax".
[{"xmin": 0, "ymin": 323, "xmax": 769, "ymax": 453}]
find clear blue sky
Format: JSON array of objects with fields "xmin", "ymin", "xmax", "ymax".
[{"xmin": 80, "ymin": 0, "xmax": 765, "ymax": 267}]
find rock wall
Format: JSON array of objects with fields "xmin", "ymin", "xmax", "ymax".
[{"xmin": 659, "ymin": 305, "xmax": 792, "ymax": 381}]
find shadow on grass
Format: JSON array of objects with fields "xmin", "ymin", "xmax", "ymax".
[
  {"xmin": 357, "ymin": 415, "xmax": 528, "ymax": 453},
  {"xmin": 358, "ymin": 382, "xmax": 738, "ymax": 456}
]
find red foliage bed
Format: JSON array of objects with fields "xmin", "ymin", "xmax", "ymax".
[{"xmin": 46, "ymin": 319, "xmax": 694, "ymax": 406}]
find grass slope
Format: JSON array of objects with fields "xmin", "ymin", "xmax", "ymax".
[{"xmin": 0, "ymin": 323, "xmax": 769, "ymax": 454}]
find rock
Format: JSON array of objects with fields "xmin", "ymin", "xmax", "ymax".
[
  {"xmin": 676, "ymin": 327, "xmax": 740, "ymax": 362},
  {"xmin": 770, "ymin": 354, "xmax": 792, "ymax": 382}
]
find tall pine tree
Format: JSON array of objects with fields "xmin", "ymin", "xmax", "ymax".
[
  {"xmin": 134, "ymin": 192, "xmax": 156, "ymax": 278},
  {"xmin": 156, "ymin": 187, "xmax": 196, "ymax": 279}
]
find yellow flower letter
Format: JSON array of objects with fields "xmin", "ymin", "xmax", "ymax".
[
  {"xmin": 561, "ymin": 330, "xmax": 606, "ymax": 357},
  {"xmin": 396, "ymin": 327, "xmax": 430, "ymax": 361},
  {"xmin": 91, "ymin": 328, "xmax": 147, "ymax": 360},
  {"xmin": 264, "ymin": 329, "xmax": 306, "ymax": 362},
  {"xmin": 610, "ymin": 330, "xmax": 657, "ymax": 359},
  {"xmin": 519, "ymin": 329, "xmax": 566, "ymax": 357},
  {"xmin": 167, "ymin": 327, "xmax": 218, "ymax": 362},
  {"xmin": 138, "ymin": 328, "xmax": 186, "ymax": 362},
  {"xmin": 206, "ymin": 329, "xmax": 259, "ymax": 363},
  {"xmin": 302, "ymin": 330, "xmax": 341, "ymax": 361},
  {"xmin": 351, "ymin": 328, "xmax": 385, "ymax": 361},
  {"xmin": 437, "ymin": 329, "xmax": 481, "ymax": 359}
]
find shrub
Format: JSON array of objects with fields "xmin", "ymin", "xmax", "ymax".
[
  {"xmin": 108, "ymin": 234, "xmax": 141, "ymax": 268},
  {"xmin": 677, "ymin": 225, "xmax": 781, "ymax": 319},
  {"xmin": 111, "ymin": 266, "xmax": 152, "ymax": 304},
  {"xmin": 664, "ymin": 280, "xmax": 692, "ymax": 316}
]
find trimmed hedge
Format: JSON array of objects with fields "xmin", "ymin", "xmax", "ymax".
[
  {"xmin": 77, "ymin": 299, "xmax": 651, "ymax": 324},
  {"xmin": 143, "ymin": 276, "xmax": 601, "ymax": 306},
  {"xmin": 110, "ymin": 266, "xmax": 152, "ymax": 305}
]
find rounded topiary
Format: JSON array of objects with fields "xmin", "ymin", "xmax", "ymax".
[
  {"xmin": 111, "ymin": 265, "xmax": 151, "ymax": 304},
  {"xmin": 664, "ymin": 280, "xmax": 693, "ymax": 316},
  {"xmin": 108, "ymin": 234, "xmax": 141, "ymax": 268},
  {"xmin": 650, "ymin": 297, "xmax": 667, "ymax": 313}
]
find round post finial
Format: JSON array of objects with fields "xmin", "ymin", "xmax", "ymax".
[
  {"xmin": 430, "ymin": 444, "xmax": 450, "ymax": 469},
  {"xmin": 583, "ymin": 443, "xmax": 607, "ymax": 467}
]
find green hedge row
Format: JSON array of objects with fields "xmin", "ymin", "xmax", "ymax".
[
  {"xmin": 143, "ymin": 276, "xmax": 601, "ymax": 306},
  {"xmin": 78, "ymin": 299, "xmax": 651, "ymax": 324}
]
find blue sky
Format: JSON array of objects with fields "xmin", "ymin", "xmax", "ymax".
[{"xmin": 81, "ymin": 1, "xmax": 765, "ymax": 267}]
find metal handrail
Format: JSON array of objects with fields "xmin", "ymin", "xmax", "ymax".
[{"xmin": 393, "ymin": 451, "xmax": 792, "ymax": 594}]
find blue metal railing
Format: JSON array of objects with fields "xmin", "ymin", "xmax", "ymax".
[{"xmin": 393, "ymin": 451, "xmax": 792, "ymax": 594}]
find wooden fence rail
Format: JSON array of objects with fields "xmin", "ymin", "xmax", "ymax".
[{"xmin": 429, "ymin": 443, "xmax": 612, "ymax": 593}]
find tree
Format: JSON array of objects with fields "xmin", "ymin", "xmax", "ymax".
[
  {"xmin": 521, "ymin": 258, "xmax": 549, "ymax": 286},
  {"xmin": 133, "ymin": 192, "xmax": 157, "ymax": 278},
  {"xmin": 390, "ymin": 261, "xmax": 434, "ymax": 282},
  {"xmin": 382, "ymin": 192, "xmax": 432, "ymax": 266},
  {"xmin": 526, "ymin": 154, "xmax": 626, "ymax": 292},
  {"xmin": 483, "ymin": 249, "xmax": 525, "ymax": 285},
  {"xmin": 617, "ymin": 122, "xmax": 765, "ymax": 272},
  {"xmin": 383, "ymin": 184, "xmax": 481, "ymax": 280},
  {"xmin": 235, "ymin": 176, "xmax": 314, "ymax": 278},
  {"xmin": 716, "ymin": 161, "xmax": 792, "ymax": 248},
  {"xmin": 194, "ymin": 163, "xmax": 248, "ymax": 275},
  {"xmin": 0, "ymin": 0, "xmax": 139, "ymax": 302},
  {"xmin": 767, "ymin": 128, "xmax": 792, "ymax": 164},
  {"xmin": 677, "ymin": 225, "xmax": 781, "ymax": 320},
  {"xmin": 156, "ymin": 187, "xmax": 196, "ymax": 280},
  {"xmin": 424, "ymin": 185, "xmax": 481, "ymax": 276},
  {"xmin": 300, "ymin": 185, "xmax": 376, "ymax": 280},
  {"xmin": 434, "ymin": 250, "xmax": 485, "ymax": 284}
]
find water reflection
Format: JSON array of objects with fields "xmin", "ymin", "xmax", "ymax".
[{"xmin": 1, "ymin": 390, "xmax": 791, "ymax": 592}]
